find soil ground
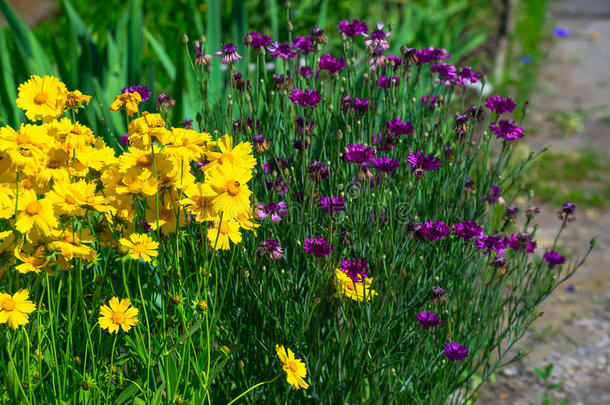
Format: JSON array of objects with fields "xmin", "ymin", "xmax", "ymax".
[{"xmin": 479, "ymin": 0, "xmax": 610, "ymax": 403}]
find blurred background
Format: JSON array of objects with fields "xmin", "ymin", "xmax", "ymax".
[{"xmin": 2, "ymin": 0, "xmax": 608, "ymax": 403}]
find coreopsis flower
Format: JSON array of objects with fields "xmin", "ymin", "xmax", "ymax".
[
  {"xmin": 337, "ymin": 18, "xmax": 368, "ymax": 37},
  {"xmin": 121, "ymin": 85, "xmax": 151, "ymax": 102},
  {"xmin": 205, "ymin": 134, "xmax": 256, "ymax": 173},
  {"xmin": 51, "ymin": 228, "xmax": 97, "ymax": 263},
  {"xmin": 288, "ymin": 88, "xmax": 322, "ymax": 108},
  {"xmin": 558, "ymin": 202, "xmax": 576, "ymax": 222},
  {"xmin": 293, "ymin": 35, "xmax": 313, "ymax": 54},
  {"xmin": 412, "ymin": 220, "xmax": 450, "ymax": 241},
  {"xmin": 490, "ymin": 119, "xmax": 524, "ymax": 141},
  {"xmin": 416, "ymin": 311, "xmax": 442, "ymax": 328},
  {"xmin": 378, "ymin": 75, "xmax": 399, "ymax": 89},
  {"xmin": 15, "ymin": 189, "xmax": 58, "ymax": 235},
  {"xmin": 179, "ymin": 182, "xmax": 215, "ymax": 222},
  {"xmin": 215, "ymin": 43, "xmax": 242, "ymax": 64},
  {"xmin": 344, "ymin": 143, "xmax": 376, "ymax": 164},
  {"xmin": 256, "ymin": 239, "xmax": 284, "ymax": 260},
  {"xmin": 204, "ymin": 163, "xmax": 253, "ymax": 218},
  {"xmin": 334, "ymin": 269, "xmax": 377, "ymax": 301},
  {"xmin": 308, "ymin": 160, "xmax": 329, "ymax": 181},
  {"xmin": 244, "ymin": 31, "xmax": 271, "ymax": 49},
  {"xmin": 475, "ymin": 234, "xmax": 508, "ymax": 255},
  {"xmin": 267, "ymin": 41, "xmax": 297, "ymax": 59},
  {"xmin": 372, "ymin": 157, "xmax": 399, "ymax": 173},
  {"xmin": 119, "ymin": 233, "xmax": 159, "ymax": 262},
  {"xmin": 207, "ymin": 219, "xmax": 242, "ymax": 250},
  {"xmin": 406, "ymin": 151, "xmax": 441, "ymax": 178},
  {"xmin": 0, "ymin": 290, "xmax": 36, "ymax": 329},
  {"xmin": 98, "ymin": 297, "xmax": 138, "ymax": 334},
  {"xmin": 319, "ymin": 53, "xmax": 346, "ymax": 75},
  {"xmin": 110, "ymin": 91, "xmax": 141, "ymax": 116},
  {"xmin": 363, "ymin": 23, "xmax": 391, "ymax": 51},
  {"xmin": 544, "ymin": 251, "xmax": 566, "ymax": 267},
  {"xmin": 46, "ymin": 179, "xmax": 115, "ymax": 216},
  {"xmin": 275, "ymin": 345, "xmax": 309, "ymax": 390},
  {"xmin": 339, "ymin": 258, "xmax": 370, "ymax": 282},
  {"xmin": 443, "ymin": 342, "xmax": 469, "ymax": 361},
  {"xmin": 452, "ymin": 221, "xmax": 484, "ymax": 240},
  {"xmin": 319, "ymin": 196, "xmax": 345, "ymax": 213},
  {"xmin": 16, "ymin": 75, "xmax": 68, "ymax": 121},
  {"xmin": 304, "ymin": 236, "xmax": 333, "ymax": 258},
  {"xmin": 255, "ymin": 201, "xmax": 287, "ymax": 222},
  {"xmin": 65, "ymin": 89, "xmax": 92, "ymax": 108},
  {"xmin": 14, "ymin": 245, "xmax": 47, "ymax": 274},
  {"xmin": 485, "ymin": 95, "xmax": 516, "ymax": 115},
  {"xmin": 387, "ymin": 118, "xmax": 414, "ymax": 136}
]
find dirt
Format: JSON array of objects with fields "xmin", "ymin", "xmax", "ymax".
[
  {"xmin": 0, "ymin": 0, "xmax": 56, "ymax": 27},
  {"xmin": 478, "ymin": 0, "xmax": 610, "ymax": 404}
]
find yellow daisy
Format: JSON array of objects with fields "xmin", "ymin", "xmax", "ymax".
[
  {"xmin": 204, "ymin": 134, "xmax": 256, "ymax": 172},
  {"xmin": 275, "ymin": 345, "xmax": 309, "ymax": 390},
  {"xmin": 207, "ymin": 219, "xmax": 242, "ymax": 250},
  {"xmin": 119, "ymin": 233, "xmax": 159, "ymax": 262},
  {"xmin": 15, "ymin": 189, "xmax": 58, "ymax": 235},
  {"xmin": 334, "ymin": 270, "xmax": 377, "ymax": 302},
  {"xmin": 109, "ymin": 92, "xmax": 141, "ymax": 117},
  {"xmin": 65, "ymin": 89, "xmax": 91, "ymax": 108},
  {"xmin": 16, "ymin": 75, "xmax": 68, "ymax": 122},
  {"xmin": 0, "ymin": 290, "xmax": 37, "ymax": 329},
  {"xmin": 179, "ymin": 181, "xmax": 216, "ymax": 222},
  {"xmin": 98, "ymin": 297, "xmax": 138, "ymax": 334},
  {"xmin": 204, "ymin": 163, "xmax": 253, "ymax": 219}
]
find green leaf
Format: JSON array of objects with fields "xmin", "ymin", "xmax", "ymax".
[
  {"xmin": 0, "ymin": 28, "xmax": 19, "ymax": 127},
  {"xmin": 127, "ymin": 0, "xmax": 142, "ymax": 85},
  {"xmin": 144, "ymin": 29, "xmax": 176, "ymax": 80}
]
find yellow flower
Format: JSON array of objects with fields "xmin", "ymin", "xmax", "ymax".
[
  {"xmin": 119, "ymin": 233, "xmax": 159, "ymax": 262},
  {"xmin": 109, "ymin": 92, "xmax": 141, "ymax": 117},
  {"xmin": 334, "ymin": 270, "xmax": 377, "ymax": 302},
  {"xmin": 0, "ymin": 290, "xmax": 36, "ymax": 329},
  {"xmin": 179, "ymin": 182, "xmax": 216, "ymax": 222},
  {"xmin": 204, "ymin": 134, "xmax": 256, "ymax": 173},
  {"xmin": 204, "ymin": 163, "xmax": 253, "ymax": 219},
  {"xmin": 207, "ymin": 219, "xmax": 241, "ymax": 250},
  {"xmin": 65, "ymin": 90, "xmax": 91, "ymax": 108},
  {"xmin": 275, "ymin": 345, "xmax": 309, "ymax": 390},
  {"xmin": 16, "ymin": 75, "xmax": 68, "ymax": 122},
  {"xmin": 163, "ymin": 127, "xmax": 211, "ymax": 162},
  {"xmin": 15, "ymin": 189, "xmax": 58, "ymax": 235},
  {"xmin": 14, "ymin": 244, "xmax": 47, "ymax": 274},
  {"xmin": 46, "ymin": 179, "xmax": 115, "ymax": 217},
  {"xmin": 127, "ymin": 112, "xmax": 168, "ymax": 148},
  {"xmin": 98, "ymin": 297, "xmax": 138, "ymax": 334},
  {"xmin": 50, "ymin": 228, "xmax": 97, "ymax": 263}
]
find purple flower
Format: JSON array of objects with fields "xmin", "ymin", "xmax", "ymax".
[
  {"xmin": 475, "ymin": 234, "xmax": 508, "ymax": 255},
  {"xmin": 430, "ymin": 62, "xmax": 457, "ymax": 86},
  {"xmin": 387, "ymin": 118, "xmax": 413, "ymax": 136},
  {"xmin": 337, "ymin": 18, "xmax": 368, "ymax": 38},
  {"xmin": 421, "ymin": 94, "xmax": 442, "ymax": 110},
  {"xmin": 180, "ymin": 119, "xmax": 193, "ymax": 129},
  {"xmin": 304, "ymin": 236, "xmax": 334, "ymax": 258},
  {"xmin": 492, "ymin": 256, "xmax": 507, "ymax": 270},
  {"xmin": 288, "ymin": 88, "xmax": 322, "ymax": 108},
  {"xmin": 308, "ymin": 161, "xmax": 329, "ymax": 181},
  {"xmin": 372, "ymin": 132, "xmax": 396, "ymax": 152},
  {"xmin": 414, "ymin": 46, "xmax": 452, "ymax": 64},
  {"xmin": 490, "ymin": 120, "xmax": 524, "ymax": 141},
  {"xmin": 319, "ymin": 53, "xmax": 346, "ymax": 75},
  {"xmin": 267, "ymin": 41, "xmax": 297, "ymax": 59},
  {"xmin": 354, "ymin": 98, "xmax": 369, "ymax": 114},
  {"xmin": 443, "ymin": 342, "xmax": 469, "ymax": 361},
  {"xmin": 407, "ymin": 151, "xmax": 441, "ymax": 178},
  {"xmin": 214, "ymin": 43, "xmax": 242, "ymax": 64},
  {"xmin": 553, "ymin": 27, "xmax": 570, "ymax": 38},
  {"xmin": 378, "ymin": 75, "xmax": 400, "ymax": 89},
  {"xmin": 412, "ymin": 220, "xmax": 450, "ymax": 241},
  {"xmin": 431, "ymin": 286, "xmax": 446, "ymax": 301},
  {"xmin": 482, "ymin": 186, "xmax": 502, "ymax": 204},
  {"xmin": 255, "ymin": 201, "xmax": 287, "ymax": 222},
  {"xmin": 386, "ymin": 55, "xmax": 402, "ymax": 70},
  {"xmin": 121, "ymin": 85, "xmax": 151, "ymax": 102},
  {"xmin": 339, "ymin": 258, "xmax": 370, "ymax": 282},
  {"xmin": 453, "ymin": 221, "xmax": 484, "ymax": 240},
  {"xmin": 319, "ymin": 196, "xmax": 345, "ymax": 213},
  {"xmin": 299, "ymin": 66, "xmax": 312, "ymax": 79},
  {"xmin": 293, "ymin": 35, "xmax": 314, "ymax": 54},
  {"xmin": 558, "ymin": 202, "xmax": 576, "ymax": 222},
  {"xmin": 504, "ymin": 205, "xmax": 519, "ymax": 221},
  {"xmin": 120, "ymin": 133, "xmax": 130, "ymax": 147},
  {"xmin": 372, "ymin": 157, "xmax": 400, "ymax": 173},
  {"xmin": 506, "ymin": 233, "xmax": 537, "ymax": 253},
  {"xmin": 256, "ymin": 239, "xmax": 284, "ymax": 260},
  {"xmin": 345, "ymin": 143, "xmax": 376, "ymax": 164},
  {"xmin": 544, "ymin": 251, "xmax": 566, "ymax": 267},
  {"xmin": 363, "ymin": 23, "xmax": 391, "ymax": 51},
  {"xmin": 485, "ymin": 95, "xmax": 517, "ymax": 115},
  {"xmin": 454, "ymin": 66, "xmax": 481, "ymax": 86},
  {"xmin": 417, "ymin": 311, "xmax": 442, "ymax": 328},
  {"xmin": 244, "ymin": 31, "xmax": 271, "ymax": 49}
]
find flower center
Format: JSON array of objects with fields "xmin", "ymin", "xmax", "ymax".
[
  {"xmin": 137, "ymin": 154, "xmax": 153, "ymax": 167},
  {"xmin": 219, "ymin": 222, "xmax": 231, "ymax": 234},
  {"xmin": 1, "ymin": 297, "xmax": 16, "ymax": 311},
  {"xmin": 226, "ymin": 181, "xmax": 241, "ymax": 196},
  {"xmin": 34, "ymin": 91, "xmax": 48, "ymax": 105},
  {"xmin": 288, "ymin": 360, "xmax": 299, "ymax": 373},
  {"xmin": 65, "ymin": 196, "xmax": 78, "ymax": 205},
  {"xmin": 219, "ymin": 153, "xmax": 235, "ymax": 164},
  {"xmin": 47, "ymin": 159, "xmax": 62, "ymax": 169},
  {"xmin": 26, "ymin": 201, "xmax": 42, "ymax": 215},
  {"xmin": 112, "ymin": 311, "xmax": 126, "ymax": 324}
]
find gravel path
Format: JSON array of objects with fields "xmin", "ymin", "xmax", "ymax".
[{"xmin": 479, "ymin": 0, "xmax": 610, "ymax": 403}]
